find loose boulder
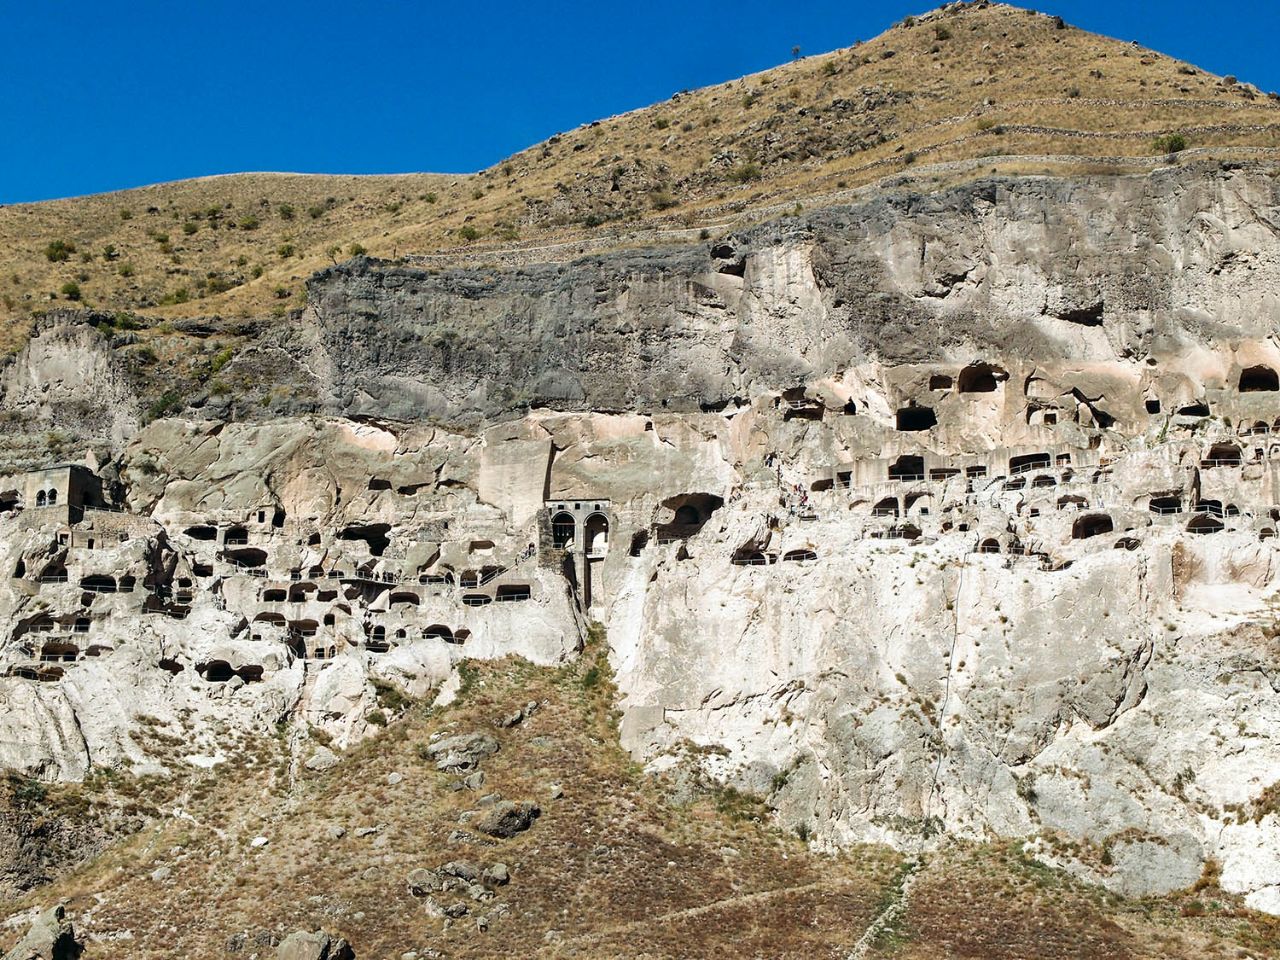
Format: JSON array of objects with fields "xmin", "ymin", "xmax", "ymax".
[
  {"xmin": 276, "ymin": 930, "xmax": 355, "ymax": 960},
  {"xmin": 425, "ymin": 733, "xmax": 499, "ymax": 772},
  {"xmin": 476, "ymin": 801, "xmax": 540, "ymax": 839}
]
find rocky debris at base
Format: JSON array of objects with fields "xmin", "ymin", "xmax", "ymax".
[
  {"xmin": 2, "ymin": 905, "xmax": 82, "ymax": 960},
  {"xmin": 476, "ymin": 801, "xmax": 540, "ymax": 839},
  {"xmin": 276, "ymin": 929, "xmax": 355, "ymax": 960}
]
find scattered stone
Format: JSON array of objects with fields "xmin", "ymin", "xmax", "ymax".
[
  {"xmin": 462, "ymin": 770, "xmax": 485, "ymax": 790},
  {"xmin": 482, "ymin": 863, "xmax": 510, "ymax": 887},
  {"xmin": 387, "ymin": 772, "xmax": 403, "ymax": 785},
  {"xmin": 476, "ymin": 801, "xmax": 541, "ymax": 839},
  {"xmin": 354, "ymin": 826, "xmax": 379, "ymax": 838},
  {"xmin": 548, "ymin": 783, "xmax": 563, "ymax": 800},
  {"xmin": 327, "ymin": 825, "xmax": 347, "ymax": 840},
  {"xmin": 304, "ymin": 747, "xmax": 340, "ymax": 772},
  {"xmin": 476, "ymin": 792, "xmax": 502, "ymax": 807},
  {"xmin": 2, "ymin": 904, "xmax": 81, "ymax": 960},
  {"xmin": 250, "ymin": 836, "xmax": 270, "ymax": 848},
  {"xmin": 407, "ymin": 869, "xmax": 442, "ymax": 897},
  {"xmin": 528, "ymin": 736, "xmax": 555, "ymax": 750},
  {"xmin": 276, "ymin": 929, "xmax": 355, "ymax": 960},
  {"xmin": 444, "ymin": 901, "xmax": 470, "ymax": 919},
  {"xmin": 441, "ymin": 860, "xmax": 481, "ymax": 882},
  {"xmin": 150, "ymin": 865, "xmax": 171, "ymax": 882}
]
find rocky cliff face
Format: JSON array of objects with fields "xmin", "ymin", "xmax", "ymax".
[{"xmin": 2, "ymin": 161, "xmax": 1280, "ymax": 914}]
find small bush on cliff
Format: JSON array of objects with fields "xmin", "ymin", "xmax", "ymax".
[
  {"xmin": 726, "ymin": 161, "xmax": 762, "ymax": 183},
  {"xmin": 59, "ymin": 281, "xmax": 81, "ymax": 301},
  {"xmin": 147, "ymin": 390, "xmax": 183, "ymax": 422},
  {"xmin": 1154, "ymin": 133, "xmax": 1188, "ymax": 153}
]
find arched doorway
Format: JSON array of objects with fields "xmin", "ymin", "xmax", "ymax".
[
  {"xmin": 584, "ymin": 513, "xmax": 609, "ymax": 557},
  {"xmin": 551, "ymin": 512, "xmax": 575, "ymax": 549}
]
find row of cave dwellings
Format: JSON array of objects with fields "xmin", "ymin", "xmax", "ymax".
[
  {"xmin": 7, "ymin": 529, "xmax": 191, "ymax": 682},
  {"xmin": 3, "ymin": 489, "xmax": 548, "ymax": 686},
  {"xmin": 769, "ymin": 361, "xmax": 1280, "ymax": 568},
  {"xmin": 10, "ymin": 361, "xmax": 1280, "ymax": 680}
]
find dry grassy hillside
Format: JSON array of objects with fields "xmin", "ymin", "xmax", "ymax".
[
  {"xmin": 2, "ymin": 0, "xmax": 1279, "ymax": 349},
  {"xmin": 3, "ymin": 636, "xmax": 1277, "ymax": 959}
]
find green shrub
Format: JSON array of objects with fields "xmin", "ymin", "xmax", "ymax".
[
  {"xmin": 726, "ymin": 161, "xmax": 762, "ymax": 183},
  {"xmin": 182, "ymin": 221, "xmax": 198, "ymax": 235},
  {"xmin": 653, "ymin": 117, "xmax": 670, "ymax": 130},
  {"xmin": 458, "ymin": 225, "xmax": 481, "ymax": 242},
  {"xmin": 277, "ymin": 243, "xmax": 295, "ymax": 258},
  {"xmin": 422, "ymin": 192, "xmax": 438, "ymax": 204},
  {"xmin": 59, "ymin": 281, "xmax": 81, "ymax": 301},
  {"xmin": 1153, "ymin": 133, "xmax": 1188, "ymax": 153},
  {"xmin": 147, "ymin": 389, "xmax": 183, "ymax": 421},
  {"xmin": 365, "ymin": 710, "xmax": 387, "ymax": 727},
  {"xmin": 119, "ymin": 208, "xmax": 133, "ymax": 221},
  {"xmin": 348, "ymin": 242, "xmax": 366, "ymax": 257},
  {"xmin": 44, "ymin": 240, "xmax": 76, "ymax": 262},
  {"xmin": 209, "ymin": 347, "xmax": 234, "ymax": 374},
  {"xmin": 118, "ymin": 262, "xmax": 135, "ymax": 278},
  {"xmin": 934, "ymin": 24, "xmax": 951, "ymax": 40},
  {"xmin": 371, "ymin": 678, "xmax": 410, "ymax": 713},
  {"xmin": 307, "ymin": 205, "xmax": 326, "ymax": 219},
  {"xmin": 237, "ymin": 215, "xmax": 259, "ymax": 231},
  {"xmin": 649, "ymin": 190, "xmax": 678, "ymax": 211},
  {"xmin": 277, "ymin": 203, "xmax": 295, "ymax": 220}
]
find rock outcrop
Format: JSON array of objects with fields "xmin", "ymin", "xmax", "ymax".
[{"xmin": 2, "ymin": 905, "xmax": 80, "ymax": 960}]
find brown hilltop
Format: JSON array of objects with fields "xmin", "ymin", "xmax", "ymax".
[{"xmin": 1, "ymin": 0, "xmax": 1278, "ymax": 347}]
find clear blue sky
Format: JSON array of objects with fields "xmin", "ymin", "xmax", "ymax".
[{"xmin": 2, "ymin": 0, "xmax": 1275, "ymax": 204}]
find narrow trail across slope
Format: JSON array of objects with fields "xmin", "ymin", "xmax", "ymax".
[
  {"xmin": 541, "ymin": 877, "xmax": 866, "ymax": 954},
  {"xmin": 845, "ymin": 859, "xmax": 922, "ymax": 960}
]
